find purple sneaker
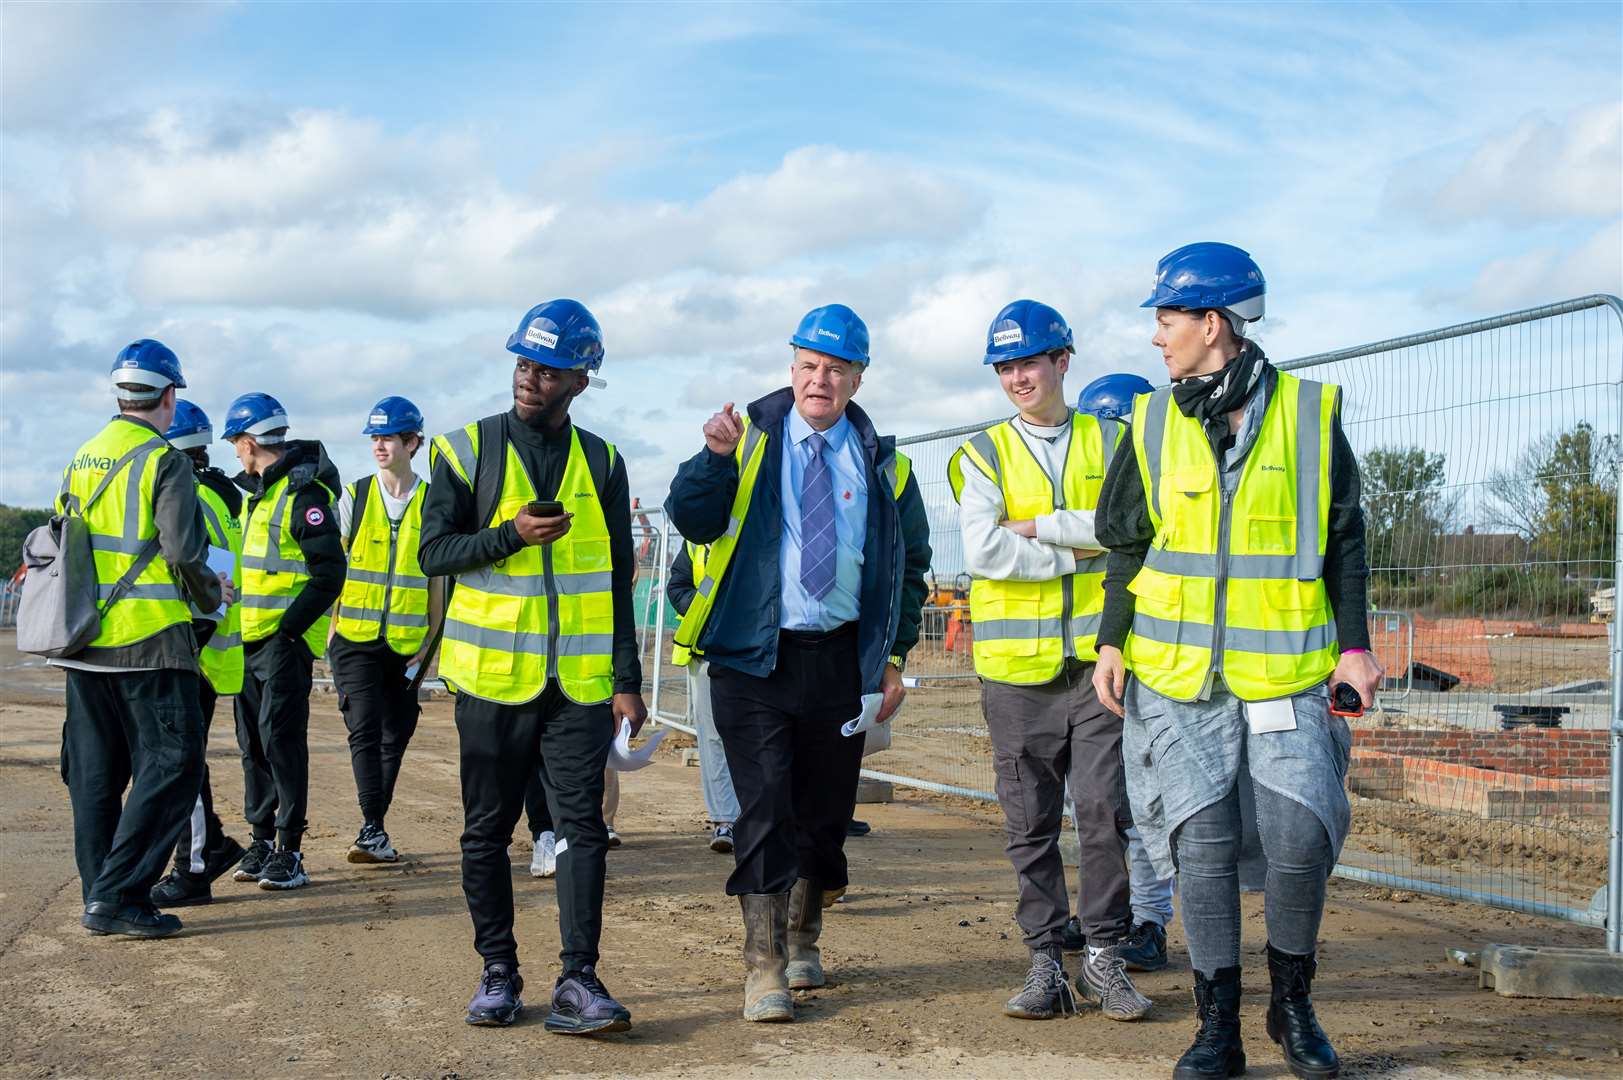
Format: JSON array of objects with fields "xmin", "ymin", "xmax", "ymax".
[
  {"xmin": 466, "ymin": 962, "xmax": 524, "ymax": 1026},
  {"xmin": 545, "ymin": 965, "xmax": 631, "ymax": 1034}
]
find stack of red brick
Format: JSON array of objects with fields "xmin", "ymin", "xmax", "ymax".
[{"xmin": 1347, "ymin": 728, "xmax": 1610, "ymax": 820}]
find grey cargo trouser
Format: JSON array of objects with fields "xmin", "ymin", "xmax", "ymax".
[{"xmin": 983, "ymin": 661, "xmax": 1133, "ymax": 953}]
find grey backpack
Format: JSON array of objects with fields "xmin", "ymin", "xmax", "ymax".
[{"xmin": 17, "ymin": 441, "xmax": 165, "ymax": 658}]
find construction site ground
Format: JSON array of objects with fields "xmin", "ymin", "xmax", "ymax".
[{"xmin": 2, "ymin": 632, "xmax": 1620, "ymax": 1080}]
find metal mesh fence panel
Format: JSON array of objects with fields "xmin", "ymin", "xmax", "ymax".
[{"xmin": 638, "ymin": 295, "xmax": 1622, "ymax": 935}]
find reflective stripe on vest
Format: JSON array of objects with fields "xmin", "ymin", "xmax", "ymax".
[
  {"xmin": 239, "ymin": 471, "xmax": 336, "ymax": 658},
  {"xmin": 1124, "ymin": 372, "xmax": 1339, "ymax": 702},
  {"xmin": 195, "ymin": 480, "xmax": 245, "ymax": 694},
  {"xmin": 57, "ymin": 419, "xmax": 190, "ymax": 649},
  {"xmin": 334, "ymin": 479, "xmax": 431, "ymax": 655},
  {"xmin": 670, "ymin": 540, "xmax": 711, "ymax": 666},
  {"xmin": 946, "ymin": 411, "xmax": 1121, "ymax": 684},
  {"xmin": 431, "ymin": 422, "xmax": 617, "ymax": 705},
  {"xmin": 671, "ymin": 418, "xmax": 913, "ymax": 666}
]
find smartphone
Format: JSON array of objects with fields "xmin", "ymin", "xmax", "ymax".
[
  {"xmin": 524, "ymin": 500, "xmax": 565, "ymax": 517},
  {"xmin": 1329, "ymin": 682, "xmax": 1365, "ymax": 718}
]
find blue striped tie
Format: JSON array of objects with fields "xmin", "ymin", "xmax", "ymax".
[{"xmin": 800, "ymin": 432, "xmax": 836, "ymax": 600}]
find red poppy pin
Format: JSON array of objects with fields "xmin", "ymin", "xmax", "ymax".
[{"xmin": 843, "ymin": 490, "xmax": 852, "ymax": 500}]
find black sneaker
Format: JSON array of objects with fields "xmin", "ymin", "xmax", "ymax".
[
  {"xmin": 151, "ymin": 870, "xmax": 213, "ymax": 907},
  {"xmin": 546, "ymin": 966, "xmax": 631, "ymax": 1035},
  {"xmin": 232, "ymin": 838, "xmax": 273, "ymax": 882},
  {"xmin": 347, "ymin": 823, "xmax": 398, "ymax": 864},
  {"xmin": 201, "ymin": 837, "xmax": 248, "ymax": 884},
  {"xmin": 257, "ymin": 849, "xmax": 309, "ymax": 890},
  {"xmin": 1119, "ymin": 920, "xmax": 1168, "ymax": 972},
  {"xmin": 1061, "ymin": 915, "xmax": 1087, "ymax": 952},
  {"xmin": 466, "ymin": 962, "xmax": 524, "ymax": 1026}
]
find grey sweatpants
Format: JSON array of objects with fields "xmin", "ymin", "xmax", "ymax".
[{"xmin": 983, "ymin": 662, "xmax": 1133, "ymax": 954}]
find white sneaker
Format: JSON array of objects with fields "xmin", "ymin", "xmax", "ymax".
[{"xmin": 530, "ymin": 831, "xmax": 557, "ymax": 878}]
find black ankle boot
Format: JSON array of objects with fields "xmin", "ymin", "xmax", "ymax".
[
  {"xmin": 1265, "ymin": 944, "xmax": 1340, "ymax": 1080},
  {"xmin": 1173, "ymin": 966, "xmax": 1245, "ymax": 1079}
]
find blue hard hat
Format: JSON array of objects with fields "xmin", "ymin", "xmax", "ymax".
[
  {"xmin": 789, "ymin": 304, "xmax": 870, "ymax": 366},
  {"xmin": 1140, "ymin": 242, "xmax": 1266, "ymax": 329},
  {"xmin": 109, "ymin": 339, "xmax": 186, "ymax": 400},
  {"xmin": 221, "ymin": 392, "xmax": 290, "ymax": 444},
  {"xmin": 984, "ymin": 300, "xmax": 1073, "ymax": 366},
  {"xmin": 165, "ymin": 399, "xmax": 213, "ymax": 450},
  {"xmin": 362, "ymin": 395, "xmax": 424, "ymax": 436},
  {"xmin": 1078, "ymin": 373, "xmax": 1156, "ymax": 420},
  {"xmin": 506, "ymin": 299, "xmax": 605, "ymax": 372}
]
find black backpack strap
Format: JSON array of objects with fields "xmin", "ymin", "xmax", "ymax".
[
  {"xmin": 577, "ymin": 428, "xmax": 614, "ymax": 496},
  {"xmin": 348, "ymin": 476, "xmax": 372, "ymax": 547},
  {"xmin": 474, "ymin": 414, "xmax": 508, "ymax": 529}
]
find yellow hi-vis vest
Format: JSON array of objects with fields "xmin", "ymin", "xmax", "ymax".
[
  {"xmin": 56, "ymin": 418, "xmax": 191, "ymax": 648},
  {"xmin": 239, "ymin": 470, "xmax": 336, "ymax": 658},
  {"xmin": 195, "ymin": 481, "xmax": 244, "ymax": 694},
  {"xmin": 334, "ymin": 477, "xmax": 431, "ymax": 655},
  {"xmin": 430, "ymin": 423, "xmax": 617, "ymax": 705},
  {"xmin": 670, "ymin": 541, "xmax": 709, "ymax": 666},
  {"xmin": 671, "ymin": 418, "xmax": 913, "ymax": 666},
  {"xmin": 1125, "ymin": 372, "xmax": 1340, "ymax": 702},
  {"xmin": 946, "ymin": 411, "xmax": 1123, "ymax": 684}
]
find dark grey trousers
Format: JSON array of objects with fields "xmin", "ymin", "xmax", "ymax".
[{"xmin": 983, "ymin": 662, "xmax": 1133, "ymax": 953}]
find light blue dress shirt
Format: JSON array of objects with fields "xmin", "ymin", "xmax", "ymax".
[{"xmin": 779, "ymin": 409, "xmax": 867, "ymax": 631}]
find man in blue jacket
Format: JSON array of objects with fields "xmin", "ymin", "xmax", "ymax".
[{"xmin": 666, "ymin": 304, "xmax": 931, "ymax": 1024}]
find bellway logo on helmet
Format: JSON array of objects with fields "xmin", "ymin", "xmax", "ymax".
[
  {"xmin": 992, "ymin": 328, "xmax": 1024, "ymax": 347},
  {"xmin": 815, "ymin": 327, "xmax": 841, "ymax": 341},
  {"xmin": 525, "ymin": 326, "xmax": 560, "ymax": 350},
  {"xmin": 369, "ymin": 413, "xmax": 388, "ymax": 426}
]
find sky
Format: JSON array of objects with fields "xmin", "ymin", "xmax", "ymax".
[{"xmin": 2, "ymin": 0, "xmax": 1620, "ymax": 510}]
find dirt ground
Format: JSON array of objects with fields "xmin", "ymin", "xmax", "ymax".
[{"xmin": 2, "ymin": 644, "xmax": 1621, "ymax": 1079}]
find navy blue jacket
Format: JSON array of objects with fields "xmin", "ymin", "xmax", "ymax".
[{"xmin": 665, "ymin": 387, "xmax": 932, "ymax": 694}]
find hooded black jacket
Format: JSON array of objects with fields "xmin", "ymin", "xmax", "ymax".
[{"xmin": 235, "ymin": 439, "xmax": 346, "ymax": 644}]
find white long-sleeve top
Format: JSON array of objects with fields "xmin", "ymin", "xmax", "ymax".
[{"xmin": 956, "ymin": 415, "xmax": 1105, "ymax": 584}]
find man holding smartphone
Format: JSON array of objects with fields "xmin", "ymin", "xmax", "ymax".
[{"xmin": 419, "ymin": 299, "xmax": 647, "ymax": 1034}]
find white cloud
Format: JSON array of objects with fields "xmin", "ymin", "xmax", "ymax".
[
  {"xmin": 1394, "ymin": 103, "xmax": 1622, "ymax": 226},
  {"xmin": 88, "ymin": 113, "xmax": 983, "ymax": 318},
  {"xmin": 1466, "ymin": 218, "xmax": 1623, "ymax": 311},
  {"xmin": 0, "ymin": 3, "xmax": 226, "ymax": 131}
]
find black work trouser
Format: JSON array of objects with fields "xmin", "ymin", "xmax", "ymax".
[
  {"xmin": 708, "ymin": 626, "xmax": 864, "ymax": 897},
  {"xmin": 329, "ymin": 635, "xmax": 420, "ymax": 825},
  {"xmin": 456, "ymin": 682, "xmax": 612, "ymax": 973},
  {"xmin": 524, "ymin": 769, "xmax": 554, "ymax": 838},
  {"xmin": 983, "ymin": 662, "xmax": 1133, "ymax": 951},
  {"xmin": 235, "ymin": 633, "xmax": 313, "ymax": 849},
  {"xmin": 63, "ymin": 667, "xmax": 204, "ymax": 908},
  {"xmin": 170, "ymin": 680, "xmax": 236, "ymax": 874}
]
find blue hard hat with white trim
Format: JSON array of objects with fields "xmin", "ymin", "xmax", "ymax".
[
  {"xmin": 362, "ymin": 395, "xmax": 424, "ymax": 436},
  {"xmin": 165, "ymin": 399, "xmax": 213, "ymax": 450},
  {"xmin": 506, "ymin": 299, "xmax": 605, "ymax": 374},
  {"xmin": 984, "ymin": 300, "xmax": 1073, "ymax": 365},
  {"xmin": 789, "ymin": 304, "xmax": 870, "ymax": 366},
  {"xmin": 221, "ymin": 392, "xmax": 290, "ymax": 444},
  {"xmin": 1141, "ymin": 242, "xmax": 1266, "ymax": 333},
  {"xmin": 109, "ymin": 339, "xmax": 186, "ymax": 401},
  {"xmin": 1078, "ymin": 373, "xmax": 1156, "ymax": 420}
]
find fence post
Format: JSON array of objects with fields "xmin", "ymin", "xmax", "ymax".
[
  {"xmin": 1609, "ymin": 300, "xmax": 1623, "ymax": 954},
  {"xmin": 650, "ymin": 513, "xmax": 670, "ymax": 723}
]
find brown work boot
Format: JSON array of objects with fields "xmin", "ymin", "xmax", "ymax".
[
  {"xmin": 786, "ymin": 877, "xmax": 826, "ymax": 989},
  {"xmin": 740, "ymin": 893, "xmax": 793, "ymax": 1022}
]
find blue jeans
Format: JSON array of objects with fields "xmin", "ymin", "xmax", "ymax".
[
  {"xmin": 689, "ymin": 662, "xmax": 740, "ymax": 823},
  {"xmin": 1174, "ymin": 776, "xmax": 1333, "ymax": 975}
]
